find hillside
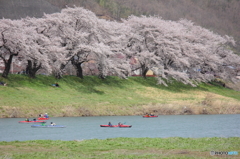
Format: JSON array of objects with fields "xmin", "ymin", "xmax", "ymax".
[
  {"xmin": 0, "ymin": 0, "xmax": 60, "ymax": 19},
  {"xmin": 93, "ymin": 0, "xmax": 240, "ymax": 53},
  {"xmin": 1, "ymin": 0, "xmax": 239, "ymax": 53},
  {"xmin": 1, "ymin": 1, "xmax": 240, "ymax": 73},
  {"xmin": 0, "ymin": 75, "xmax": 240, "ymax": 118}
]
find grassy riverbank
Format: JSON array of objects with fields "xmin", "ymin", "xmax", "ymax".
[
  {"xmin": 0, "ymin": 137, "xmax": 239, "ymax": 158},
  {"xmin": 0, "ymin": 74, "xmax": 240, "ymax": 118}
]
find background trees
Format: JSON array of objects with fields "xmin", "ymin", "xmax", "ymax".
[
  {"xmin": 123, "ymin": 15, "xmax": 240, "ymax": 86},
  {"xmin": 0, "ymin": 7, "xmax": 239, "ymax": 86},
  {"xmin": 1, "ymin": 0, "xmax": 239, "ymax": 53}
]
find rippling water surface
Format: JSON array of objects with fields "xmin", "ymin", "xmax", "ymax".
[{"xmin": 0, "ymin": 114, "xmax": 239, "ymax": 141}]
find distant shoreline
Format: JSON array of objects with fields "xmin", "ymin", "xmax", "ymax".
[{"xmin": 1, "ymin": 108, "xmax": 240, "ymax": 119}]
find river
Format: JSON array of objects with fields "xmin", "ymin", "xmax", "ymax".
[{"xmin": 0, "ymin": 114, "xmax": 239, "ymax": 141}]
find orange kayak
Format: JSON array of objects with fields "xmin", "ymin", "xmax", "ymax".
[
  {"xmin": 143, "ymin": 115, "xmax": 158, "ymax": 118},
  {"xmin": 100, "ymin": 125, "xmax": 132, "ymax": 128},
  {"xmin": 38, "ymin": 117, "xmax": 49, "ymax": 120}
]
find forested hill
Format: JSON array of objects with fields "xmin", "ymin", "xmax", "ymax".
[
  {"xmin": 0, "ymin": 0, "xmax": 60, "ymax": 19},
  {"xmin": 0, "ymin": 0, "xmax": 240, "ymax": 52}
]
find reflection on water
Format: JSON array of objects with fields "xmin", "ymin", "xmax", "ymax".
[{"xmin": 0, "ymin": 114, "xmax": 239, "ymax": 141}]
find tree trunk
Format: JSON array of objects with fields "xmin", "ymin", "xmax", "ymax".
[
  {"xmin": 72, "ymin": 59, "xmax": 84, "ymax": 79},
  {"xmin": 2, "ymin": 54, "xmax": 14, "ymax": 78},
  {"xmin": 76, "ymin": 63, "xmax": 83, "ymax": 79},
  {"xmin": 53, "ymin": 63, "xmax": 67, "ymax": 79},
  {"xmin": 141, "ymin": 64, "xmax": 149, "ymax": 79},
  {"xmin": 98, "ymin": 64, "xmax": 106, "ymax": 79},
  {"xmin": 98, "ymin": 74, "xmax": 105, "ymax": 79},
  {"xmin": 54, "ymin": 71, "xmax": 62, "ymax": 79},
  {"xmin": 26, "ymin": 60, "xmax": 42, "ymax": 78}
]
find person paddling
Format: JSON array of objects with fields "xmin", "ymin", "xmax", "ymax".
[
  {"xmin": 44, "ymin": 113, "xmax": 49, "ymax": 118},
  {"xmin": 50, "ymin": 122, "xmax": 56, "ymax": 126}
]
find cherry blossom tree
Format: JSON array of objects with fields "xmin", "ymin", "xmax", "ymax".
[
  {"xmin": 31, "ymin": 14, "xmax": 71, "ymax": 78},
  {"xmin": 32, "ymin": 7, "xmax": 109, "ymax": 79},
  {"xmin": 41, "ymin": 7, "xmax": 130, "ymax": 79},
  {"xmin": 18, "ymin": 18, "xmax": 53, "ymax": 78},
  {"xmin": 122, "ymin": 22, "xmax": 160, "ymax": 78},
  {"xmin": 123, "ymin": 15, "xmax": 240, "ymax": 86},
  {"xmin": 1, "ymin": 7, "xmax": 239, "ymax": 86},
  {"xmin": 0, "ymin": 19, "xmax": 24, "ymax": 78}
]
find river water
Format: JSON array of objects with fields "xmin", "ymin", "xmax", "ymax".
[{"xmin": 0, "ymin": 114, "xmax": 239, "ymax": 141}]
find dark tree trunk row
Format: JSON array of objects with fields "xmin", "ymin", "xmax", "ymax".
[
  {"xmin": 2, "ymin": 54, "xmax": 14, "ymax": 78},
  {"xmin": 26, "ymin": 60, "xmax": 42, "ymax": 78}
]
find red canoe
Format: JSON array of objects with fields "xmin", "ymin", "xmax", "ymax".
[
  {"xmin": 100, "ymin": 125, "xmax": 132, "ymax": 128},
  {"xmin": 143, "ymin": 115, "xmax": 158, "ymax": 118},
  {"xmin": 19, "ymin": 120, "xmax": 46, "ymax": 123},
  {"xmin": 38, "ymin": 117, "xmax": 49, "ymax": 120},
  {"xmin": 119, "ymin": 125, "xmax": 132, "ymax": 128}
]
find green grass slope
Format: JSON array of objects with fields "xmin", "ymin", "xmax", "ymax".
[
  {"xmin": 0, "ymin": 75, "xmax": 240, "ymax": 118},
  {"xmin": 1, "ymin": 137, "xmax": 239, "ymax": 158}
]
